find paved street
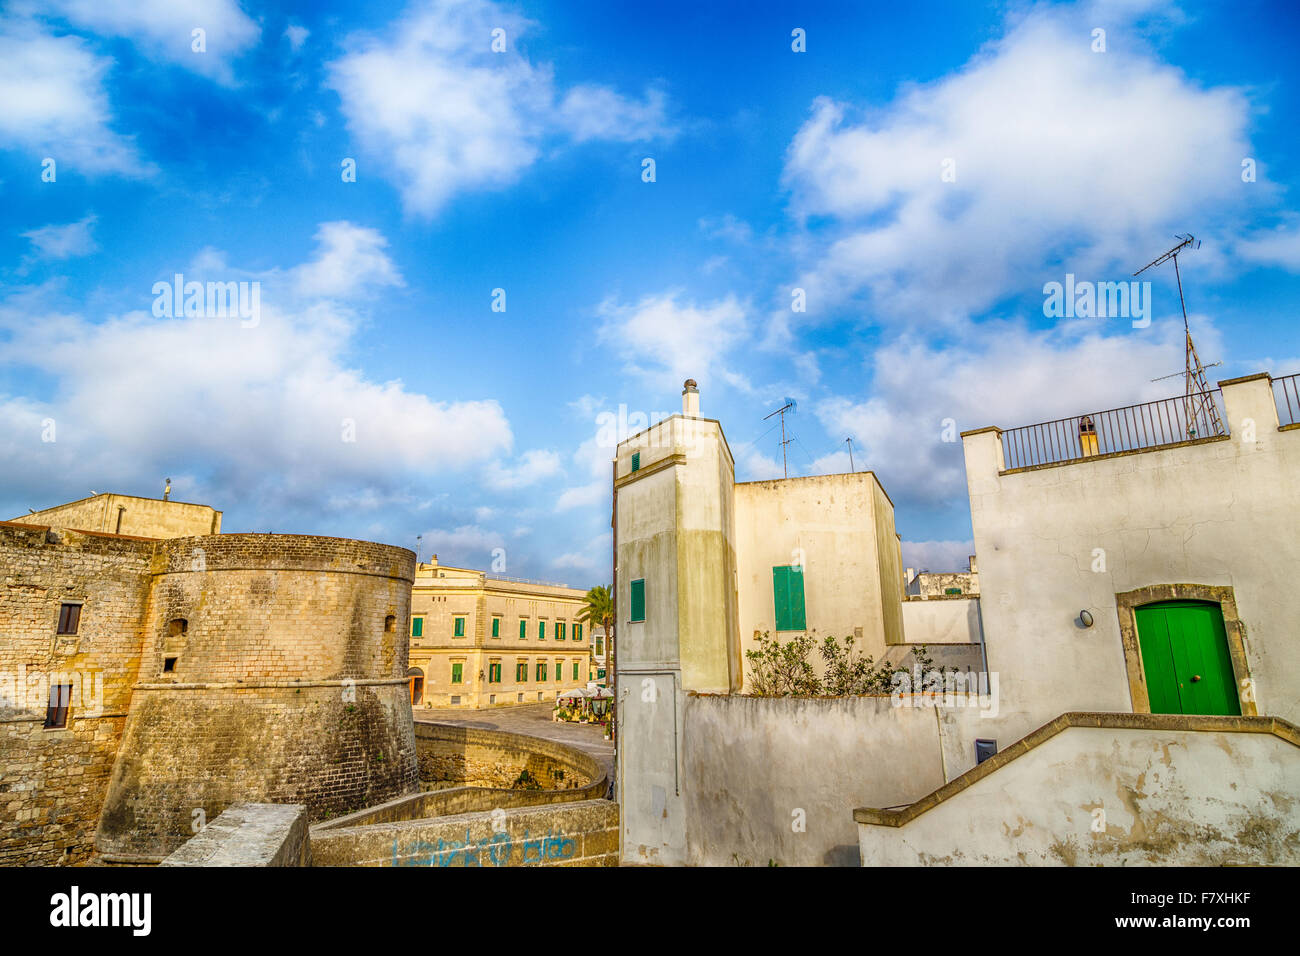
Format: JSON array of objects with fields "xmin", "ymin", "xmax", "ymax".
[{"xmin": 415, "ymin": 701, "xmax": 615, "ymax": 778}]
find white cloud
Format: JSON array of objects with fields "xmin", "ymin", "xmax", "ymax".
[
  {"xmin": 285, "ymin": 24, "xmax": 310, "ymax": 51},
  {"xmin": 326, "ymin": 0, "xmax": 673, "ymax": 216},
  {"xmin": 1235, "ymin": 224, "xmax": 1300, "ymax": 271},
  {"xmin": 554, "ymin": 435, "xmax": 609, "ymax": 512},
  {"xmin": 779, "ymin": 7, "xmax": 1254, "ymax": 329},
  {"xmin": 32, "ymin": 0, "xmax": 260, "ymax": 84},
  {"xmin": 815, "ymin": 315, "xmax": 1198, "ymax": 506},
  {"xmin": 0, "ymin": 225, "xmax": 511, "ymax": 515},
  {"xmin": 597, "ymin": 291, "xmax": 749, "ymax": 391},
  {"xmin": 556, "ymin": 84, "xmax": 671, "ymax": 143},
  {"xmin": 420, "ymin": 524, "xmax": 505, "ymax": 566},
  {"xmin": 0, "ymin": 23, "xmax": 147, "ymax": 175},
  {"xmin": 292, "ymin": 221, "xmax": 405, "ymax": 299},
  {"xmin": 485, "ymin": 449, "xmax": 563, "ymax": 490},
  {"xmin": 22, "ymin": 215, "xmax": 98, "ymax": 259},
  {"xmin": 901, "ymin": 540, "xmax": 974, "ymax": 573}
]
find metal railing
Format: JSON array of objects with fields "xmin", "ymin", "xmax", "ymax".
[
  {"xmin": 485, "ymin": 572, "xmax": 574, "ymax": 589},
  {"xmin": 1000, "ymin": 389, "xmax": 1228, "ymax": 470},
  {"xmin": 1273, "ymin": 373, "xmax": 1300, "ymax": 427}
]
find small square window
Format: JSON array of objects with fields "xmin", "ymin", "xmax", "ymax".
[
  {"xmin": 975, "ymin": 739, "xmax": 998, "ymax": 764},
  {"xmin": 163, "ymin": 656, "xmax": 178, "ymax": 673},
  {"xmin": 451, "ymin": 695, "xmax": 461, "ymax": 705}
]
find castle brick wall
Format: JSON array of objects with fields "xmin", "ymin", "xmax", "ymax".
[
  {"xmin": 0, "ymin": 525, "xmax": 419, "ymax": 865},
  {"xmin": 0, "ymin": 523, "xmax": 154, "ymax": 865}
]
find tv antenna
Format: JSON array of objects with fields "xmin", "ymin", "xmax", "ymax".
[
  {"xmin": 844, "ymin": 437, "xmax": 856, "ymax": 472},
  {"xmin": 1133, "ymin": 235, "xmax": 1224, "ymax": 438},
  {"xmin": 763, "ymin": 399, "xmax": 797, "ymax": 478}
]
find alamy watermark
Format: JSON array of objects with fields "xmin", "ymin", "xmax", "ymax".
[
  {"xmin": 152, "ymin": 273, "xmax": 260, "ymax": 327},
  {"xmin": 1043, "ymin": 274, "xmax": 1151, "ymax": 328}
]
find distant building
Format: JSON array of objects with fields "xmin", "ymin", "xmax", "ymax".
[
  {"xmin": 12, "ymin": 489, "xmax": 222, "ymax": 538},
  {"xmin": 407, "ymin": 558, "xmax": 593, "ymax": 708},
  {"xmin": 904, "ymin": 556, "xmax": 979, "ymax": 597},
  {"xmin": 589, "ymin": 626, "xmax": 609, "ymax": 683}
]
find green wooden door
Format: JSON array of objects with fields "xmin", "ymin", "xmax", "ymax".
[{"xmin": 1134, "ymin": 600, "xmax": 1239, "ymax": 716}]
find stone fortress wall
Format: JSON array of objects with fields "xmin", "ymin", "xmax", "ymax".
[{"xmin": 0, "ymin": 522, "xmax": 419, "ymax": 864}]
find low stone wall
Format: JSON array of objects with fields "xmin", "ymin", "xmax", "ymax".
[
  {"xmin": 414, "ymin": 722, "xmax": 600, "ymax": 792},
  {"xmin": 160, "ymin": 803, "xmax": 310, "ymax": 867},
  {"xmin": 311, "ymin": 799, "xmax": 618, "ymax": 866}
]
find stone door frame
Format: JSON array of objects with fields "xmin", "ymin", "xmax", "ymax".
[{"xmin": 1115, "ymin": 584, "xmax": 1256, "ymax": 717}]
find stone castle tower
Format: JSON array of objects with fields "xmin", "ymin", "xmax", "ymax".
[{"xmin": 0, "ymin": 519, "xmax": 419, "ymax": 864}]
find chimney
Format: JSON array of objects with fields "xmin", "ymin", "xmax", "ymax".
[{"xmin": 682, "ymin": 378, "xmax": 699, "ymax": 418}]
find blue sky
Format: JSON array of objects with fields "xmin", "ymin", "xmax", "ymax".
[{"xmin": 1, "ymin": 0, "xmax": 1298, "ymax": 584}]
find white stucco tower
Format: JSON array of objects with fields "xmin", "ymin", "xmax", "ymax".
[{"xmin": 614, "ymin": 380, "xmax": 741, "ymax": 864}]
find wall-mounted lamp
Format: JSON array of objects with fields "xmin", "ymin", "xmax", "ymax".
[{"xmin": 1078, "ymin": 610, "xmax": 1094, "ymax": 628}]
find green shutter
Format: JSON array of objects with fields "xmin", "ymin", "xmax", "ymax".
[
  {"xmin": 520, "ymin": 619, "xmax": 527, "ymax": 639},
  {"xmin": 574, "ymin": 623, "xmax": 583, "ymax": 641},
  {"xmin": 451, "ymin": 662, "xmax": 462, "ymax": 684},
  {"xmin": 630, "ymin": 579, "xmax": 646, "ymax": 622},
  {"xmin": 773, "ymin": 566, "xmax": 806, "ymax": 631},
  {"xmin": 631, "ymin": 452, "xmax": 640, "ymax": 472},
  {"xmin": 557, "ymin": 622, "xmax": 565, "ymax": 641},
  {"xmin": 539, "ymin": 620, "xmax": 546, "ymax": 640},
  {"xmin": 572, "ymin": 661, "xmax": 579, "ymax": 680},
  {"xmin": 492, "ymin": 617, "xmax": 500, "ymax": 637},
  {"xmin": 454, "ymin": 617, "xmax": 465, "ymax": 637},
  {"xmin": 411, "ymin": 617, "xmax": 423, "ymax": 638}
]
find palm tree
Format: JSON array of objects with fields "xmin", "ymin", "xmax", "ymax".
[{"xmin": 578, "ymin": 584, "xmax": 615, "ymax": 742}]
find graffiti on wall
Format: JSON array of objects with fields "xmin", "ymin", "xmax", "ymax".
[{"xmin": 393, "ymin": 827, "xmax": 577, "ymax": 867}]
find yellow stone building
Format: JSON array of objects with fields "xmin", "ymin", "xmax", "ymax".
[{"xmin": 407, "ymin": 558, "xmax": 594, "ymax": 709}]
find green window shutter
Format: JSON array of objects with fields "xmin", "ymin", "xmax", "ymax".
[
  {"xmin": 631, "ymin": 452, "xmax": 640, "ymax": 472},
  {"xmin": 537, "ymin": 662, "xmax": 546, "ymax": 681},
  {"xmin": 411, "ymin": 617, "xmax": 423, "ymax": 638},
  {"xmin": 574, "ymin": 623, "xmax": 583, "ymax": 641},
  {"xmin": 516, "ymin": 661, "xmax": 526, "ymax": 681},
  {"xmin": 773, "ymin": 566, "xmax": 790, "ymax": 629},
  {"xmin": 454, "ymin": 617, "xmax": 465, "ymax": 637},
  {"xmin": 451, "ymin": 662, "xmax": 463, "ymax": 684},
  {"xmin": 539, "ymin": 621, "xmax": 546, "ymax": 640},
  {"xmin": 520, "ymin": 619, "xmax": 527, "ymax": 639},
  {"xmin": 572, "ymin": 661, "xmax": 579, "ymax": 680},
  {"xmin": 492, "ymin": 617, "xmax": 500, "ymax": 637},
  {"xmin": 773, "ymin": 566, "xmax": 806, "ymax": 631},
  {"xmin": 789, "ymin": 567, "xmax": 806, "ymax": 629},
  {"xmin": 558, "ymin": 622, "xmax": 565, "ymax": 640},
  {"xmin": 630, "ymin": 579, "xmax": 646, "ymax": 622}
]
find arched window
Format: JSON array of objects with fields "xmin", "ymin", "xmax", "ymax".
[{"xmin": 385, "ymin": 615, "xmax": 396, "ymax": 633}]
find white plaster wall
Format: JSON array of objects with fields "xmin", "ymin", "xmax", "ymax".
[
  {"xmin": 962, "ymin": 376, "xmax": 1300, "ymax": 751},
  {"xmin": 858, "ymin": 725, "xmax": 1300, "ymax": 866},
  {"xmin": 901, "ymin": 597, "xmax": 984, "ymax": 646},
  {"xmin": 682, "ymin": 694, "xmax": 947, "ymax": 866},
  {"xmin": 733, "ymin": 473, "xmax": 901, "ymax": 677}
]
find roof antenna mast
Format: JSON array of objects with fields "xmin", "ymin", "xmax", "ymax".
[
  {"xmin": 1133, "ymin": 234, "xmax": 1224, "ymax": 438},
  {"xmin": 763, "ymin": 399, "xmax": 797, "ymax": 479}
]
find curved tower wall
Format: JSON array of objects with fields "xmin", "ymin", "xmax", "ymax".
[{"xmin": 95, "ymin": 534, "xmax": 418, "ymax": 861}]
